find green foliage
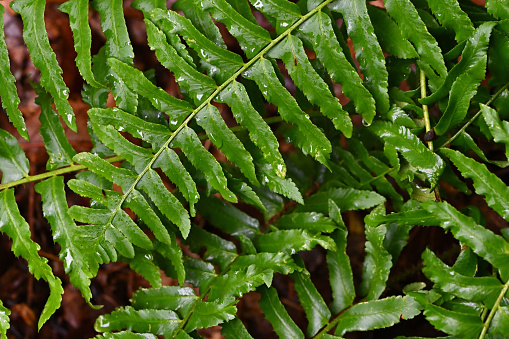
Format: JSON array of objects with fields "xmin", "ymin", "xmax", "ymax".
[{"xmin": 0, "ymin": 0, "xmax": 509, "ymax": 337}]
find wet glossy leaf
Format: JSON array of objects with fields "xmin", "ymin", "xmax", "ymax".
[
  {"xmin": 300, "ymin": 187, "xmax": 385, "ymax": 214},
  {"xmin": 248, "ymin": 0, "xmax": 301, "ymax": 34},
  {"xmin": 208, "ymin": 265, "xmax": 273, "ymax": 301},
  {"xmin": 254, "ymin": 229, "xmax": 335, "ymax": 254},
  {"xmin": 423, "ymin": 304, "xmax": 483, "ymax": 339},
  {"xmin": 132, "ymin": 286, "xmax": 197, "ymax": 313},
  {"xmin": 0, "ymin": 129, "xmax": 29, "ymax": 184},
  {"xmin": 184, "ymin": 299, "xmax": 237, "ymax": 331},
  {"xmin": 0, "ymin": 300, "xmax": 9, "ymax": 339},
  {"xmin": 427, "ymin": 0, "xmax": 474, "ymax": 42},
  {"xmin": 222, "ymin": 318, "xmax": 254, "ymax": 339}
]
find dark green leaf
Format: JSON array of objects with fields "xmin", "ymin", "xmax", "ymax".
[
  {"xmin": 222, "ymin": 318, "xmax": 254, "ymax": 339},
  {"xmin": 423, "ymin": 304, "xmax": 482, "ymax": 339},
  {"xmin": 274, "ymin": 212, "xmax": 337, "ymax": 233},
  {"xmin": 427, "ymin": 0, "xmax": 474, "ymax": 42}
]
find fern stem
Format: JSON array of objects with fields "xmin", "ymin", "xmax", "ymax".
[
  {"xmin": 439, "ymin": 81, "xmax": 509, "ymax": 149},
  {"xmin": 479, "ymin": 277, "xmax": 509, "ymax": 339}
]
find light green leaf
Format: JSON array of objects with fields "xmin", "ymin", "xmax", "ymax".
[
  {"xmin": 131, "ymin": 0, "xmax": 166, "ymax": 14},
  {"xmin": 0, "ymin": 299, "xmax": 10, "ymax": 338},
  {"xmin": 292, "ymin": 268, "xmax": 331, "ymax": 337},
  {"xmin": 132, "ymin": 286, "xmax": 197, "ymax": 313},
  {"xmin": 0, "ymin": 5, "xmax": 26, "ymax": 139},
  {"xmin": 171, "ymin": 0, "xmax": 225, "ymax": 48},
  {"xmin": 10, "ymin": 0, "xmax": 76, "ymax": 131},
  {"xmin": 230, "ymin": 252, "xmax": 300, "ymax": 275},
  {"xmin": 208, "ymin": 265, "xmax": 274, "ymax": 301},
  {"xmin": 422, "ymin": 248, "xmax": 502, "ymax": 308},
  {"xmin": 95, "ymin": 331, "xmax": 158, "ymax": 339},
  {"xmin": 334, "ymin": 296, "xmax": 421, "ymax": 336},
  {"xmin": 371, "ymin": 121, "xmax": 444, "ymax": 186},
  {"xmin": 219, "ymin": 81, "xmax": 285, "ymax": 177},
  {"xmin": 36, "ymin": 87, "xmax": 76, "ymax": 170},
  {"xmin": 487, "ymin": 0, "xmax": 509, "ymax": 19},
  {"xmin": 300, "ymin": 187, "xmax": 385, "ymax": 214},
  {"xmin": 0, "ymin": 189, "xmax": 63, "ymax": 329},
  {"xmin": 196, "ymin": 195, "xmax": 259, "ymax": 239},
  {"xmin": 248, "ymin": 0, "xmax": 301, "ymax": 34},
  {"xmin": 482, "ymin": 104, "xmax": 509, "ymax": 158},
  {"xmin": 184, "ymin": 299, "xmax": 237, "ymax": 332},
  {"xmin": 139, "ymin": 169, "xmax": 191, "ymax": 239},
  {"xmin": 196, "ymin": 104, "xmax": 258, "ymax": 184},
  {"xmin": 107, "ymin": 58, "xmax": 193, "ymax": 128},
  {"xmin": 434, "ymin": 23, "xmax": 496, "ymax": 135},
  {"xmin": 422, "ymin": 200, "xmax": 509, "ymax": 281},
  {"xmin": 59, "ymin": 0, "xmax": 105, "ymax": 88},
  {"xmin": 258, "ymin": 286, "xmax": 305, "ymax": 339},
  {"xmin": 269, "ymin": 34, "xmax": 352, "ymax": 137},
  {"xmin": 154, "ymin": 148, "xmax": 199, "ymax": 216},
  {"xmin": 299, "ymin": 11, "xmax": 375, "ymax": 122},
  {"xmin": 222, "ymin": 318, "xmax": 254, "ymax": 339},
  {"xmin": 330, "ymin": 0, "xmax": 389, "ymax": 113},
  {"xmin": 123, "ymin": 248, "xmax": 162, "ymax": 287},
  {"xmin": 254, "ymin": 229, "xmax": 335, "ymax": 254},
  {"xmin": 91, "ymin": 0, "xmax": 137, "ymax": 113},
  {"xmin": 245, "ymin": 58, "xmax": 331, "ymax": 165},
  {"xmin": 35, "ymin": 177, "xmax": 94, "ymax": 305},
  {"xmin": 0, "ymin": 128, "xmax": 29, "ymax": 184},
  {"xmin": 443, "ymin": 148, "xmax": 509, "ymax": 222},
  {"xmin": 202, "ymin": 0, "xmax": 270, "ymax": 58},
  {"xmin": 95, "ymin": 306, "xmax": 181, "ymax": 336},
  {"xmin": 274, "ymin": 212, "xmax": 337, "ymax": 233},
  {"xmin": 426, "ymin": 0, "xmax": 474, "ymax": 42},
  {"xmin": 151, "ymin": 9, "xmax": 244, "ymax": 83},
  {"xmin": 368, "ymin": 5, "xmax": 418, "ymax": 59},
  {"xmin": 145, "ymin": 19, "xmax": 216, "ymax": 106},
  {"xmin": 174, "ymin": 127, "xmax": 237, "ymax": 202},
  {"xmin": 423, "ymin": 304, "xmax": 482, "ymax": 339},
  {"xmin": 360, "ymin": 224, "xmax": 392, "ymax": 301},
  {"xmin": 384, "ymin": 0, "xmax": 446, "ymax": 79}
]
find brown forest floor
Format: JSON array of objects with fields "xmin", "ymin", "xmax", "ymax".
[{"xmin": 0, "ymin": 0, "xmax": 507, "ymax": 338}]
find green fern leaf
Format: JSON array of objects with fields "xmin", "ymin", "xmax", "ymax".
[
  {"xmin": 299, "ymin": 11, "xmax": 376, "ymax": 123},
  {"xmin": 171, "ymin": 0, "xmax": 226, "ymax": 48},
  {"xmin": 300, "ymin": 187, "xmax": 385, "ymax": 214},
  {"xmin": 183, "ymin": 257, "xmax": 217, "ymax": 293},
  {"xmin": 426, "ymin": 0, "xmax": 474, "ymax": 42},
  {"xmin": 73, "ymin": 152, "xmax": 136, "ymax": 189},
  {"xmin": 91, "ymin": 0, "xmax": 137, "ymax": 113},
  {"xmin": 0, "ymin": 300, "xmax": 10, "ymax": 339},
  {"xmin": 174, "ymin": 127, "xmax": 237, "ymax": 202},
  {"xmin": 422, "ymin": 200, "xmax": 509, "ymax": 281},
  {"xmin": 220, "ymin": 81, "xmax": 286, "ymax": 177},
  {"xmin": 95, "ymin": 332, "xmax": 158, "ymax": 339},
  {"xmin": 196, "ymin": 104, "xmax": 258, "ymax": 185},
  {"xmin": 222, "ymin": 318, "xmax": 254, "ymax": 339},
  {"xmin": 95, "ymin": 306, "xmax": 181, "ymax": 336},
  {"xmin": 10, "ymin": 0, "xmax": 76, "ymax": 131},
  {"xmin": 481, "ymin": 104, "xmax": 509, "ymax": 158},
  {"xmin": 274, "ymin": 212, "xmax": 337, "ymax": 233},
  {"xmin": 138, "ymin": 170, "xmax": 191, "ymax": 239},
  {"xmin": 153, "ymin": 237, "xmax": 186, "ymax": 285},
  {"xmin": 244, "ymin": 58, "xmax": 332, "ymax": 166},
  {"xmin": 248, "ymin": 0, "xmax": 300, "ymax": 34},
  {"xmin": 123, "ymin": 247, "xmax": 162, "ymax": 287},
  {"xmin": 258, "ymin": 286, "xmax": 305, "ymax": 339},
  {"xmin": 330, "ymin": 0, "xmax": 390, "ymax": 113},
  {"xmin": 327, "ymin": 200, "xmax": 355, "ymax": 314},
  {"xmin": 59, "ymin": 0, "xmax": 105, "ymax": 88},
  {"xmin": 442, "ymin": 148, "xmax": 509, "ymax": 221},
  {"xmin": 254, "ymin": 229, "xmax": 335, "ymax": 254},
  {"xmin": 383, "ymin": 0, "xmax": 447, "ymax": 79},
  {"xmin": 0, "ymin": 189, "xmax": 63, "ymax": 329},
  {"xmin": 36, "ymin": 87, "xmax": 76, "ymax": 170},
  {"xmin": 0, "ymin": 5, "xmax": 27, "ymax": 140},
  {"xmin": 489, "ymin": 306, "xmax": 509, "ymax": 337},
  {"xmin": 486, "ymin": 0, "xmax": 509, "ymax": 19},
  {"xmin": 186, "ymin": 226, "xmax": 238, "ymax": 271},
  {"xmin": 131, "ymin": 0, "xmax": 166, "ymax": 15},
  {"xmin": 434, "ymin": 22, "xmax": 496, "ymax": 135},
  {"xmin": 423, "ymin": 304, "xmax": 482, "ymax": 339},
  {"xmin": 132, "ymin": 286, "xmax": 197, "ymax": 313},
  {"xmin": 0, "ymin": 129, "xmax": 29, "ymax": 184},
  {"xmin": 371, "ymin": 121, "xmax": 444, "ymax": 186},
  {"xmin": 208, "ymin": 265, "xmax": 273, "ymax": 301},
  {"xmin": 334, "ymin": 296, "xmax": 421, "ymax": 336},
  {"xmin": 202, "ymin": 0, "xmax": 270, "ymax": 59},
  {"xmin": 292, "ymin": 266, "xmax": 331, "ymax": 337},
  {"xmin": 35, "ymin": 177, "xmax": 95, "ymax": 305},
  {"xmin": 367, "ymin": 5, "xmax": 418, "ymax": 59},
  {"xmin": 196, "ymin": 195, "xmax": 260, "ymax": 239},
  {"xmin": 184, "ymin": 299, "xmax": 237, "ymax": 332},
  {"xmin": 107, "ymin": 58, "xmax": 193, "ymax": 128},
  {"xmin": 360, "ymin": 224, "xmax": 392, "ymax": 301},
  {"xmin": 230, "ymin": 252, "xmax": 300, "ymax": 274},
  {"xmin": 268, "ymin": 34, "xmax": 352, "ymax": 137},
  {"xmin": 151, "ymin": 9, "xmax": 244, "ymax": 83},
  {"xmin": 145, "ymin": 19, "xmax": 216, "ymax": 106},
  {"xmin": 421, "ymin": 248, "xmax": 502, "ymax": 308}
]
